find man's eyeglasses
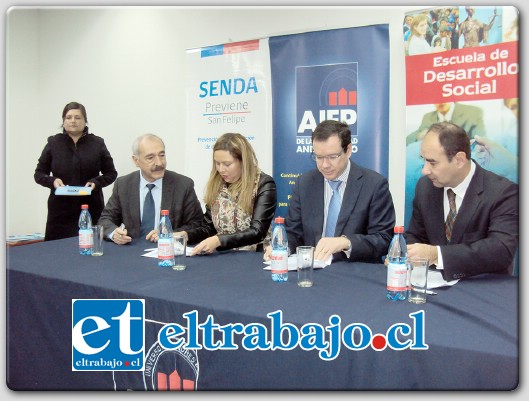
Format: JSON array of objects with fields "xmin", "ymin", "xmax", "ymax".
[{"xmin": 311, "ymin": 151, "xmax": 344, "ymax": 163}]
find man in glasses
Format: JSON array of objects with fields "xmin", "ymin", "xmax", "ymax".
[{"xmin": 285, "ymin": 120, "xmax": 395, "ymax": 263}]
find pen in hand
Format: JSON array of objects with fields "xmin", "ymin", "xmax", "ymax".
[{"xmin": 115, "ymin": 223, "xmax": 127, "ymax": 243}]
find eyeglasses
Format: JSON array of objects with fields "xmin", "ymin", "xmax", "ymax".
[{"xmin": 311, "ymin": 151, "xmax": 344, "ymax": 163}]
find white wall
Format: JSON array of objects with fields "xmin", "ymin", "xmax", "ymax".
[
  {"xmin": 6, "ymin": 9, "xmax": 42, "ymax": 234},
  {"xmin": 6, "ymin": 5, "xmax": 412, "ymax": 236}
]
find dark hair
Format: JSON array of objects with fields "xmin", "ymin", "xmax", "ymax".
[
  {"xmin": 427, "ymin": 122, "xmax": 471, "ymax": 161},
  {"xmin": 312, "ymin": 120, "xmax": 351, "ymax": 151},
  {"xmin": 62, "ymin": 102, "xmax": 88, "ymax": 123}
]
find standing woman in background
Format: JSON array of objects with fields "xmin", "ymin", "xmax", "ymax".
[
  {"xmin": 34, "ymin": 102, "xmax": 118, "ymax": 241},
  {"xmin": 175, "ymin": 133, "xmax": 276, "ymax": 255}
]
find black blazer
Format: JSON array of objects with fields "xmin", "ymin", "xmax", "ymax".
[
  {"xmin": 34, "ymin": 131, "xmax": 117, "ymax": 241},
  {"xmin": 285, "ymin": 161, "xmax": 395, "ymax": 263},
  {"xmin": 98, "ymin": 170, "xmax": 203, "ymax": 239},
  {"xmin": 407, "ymin": 162, "xmax": 519, "ymax": 280},
  {"xmin": 187, "ymin": 172, "xmax": 277, "ymax": 251}
]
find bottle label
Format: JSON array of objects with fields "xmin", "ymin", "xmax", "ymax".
[
  {"xmin": 387, "ymin": 262, "xmax": 408, "ymax": 291},
  {"xmin": 158, "ymin": 238, "xmax": 174, "ymax": 260},
  {"xmin": 271, "ymin": 250, "xmax": 288, "ymax": 274},
  {"xmin": 79, "ymin": 229, "xmax": 93, "ymax": 249}
]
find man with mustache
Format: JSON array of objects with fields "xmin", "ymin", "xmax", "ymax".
[{"xmin": 98, "ymin": 133, "xmax": 203, "ymax": 244}]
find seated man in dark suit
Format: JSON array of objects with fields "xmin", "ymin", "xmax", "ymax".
[
  {"xmin": 407, "ymin": 122, "xmax": 518, "ymax": 280},
  {"xmin": 284, "ymin": 120, "xmax": 395, "ymax": 264},
  {"xmin": 98, "ymin": 133, "xmax": 203, "ymax": 244}
]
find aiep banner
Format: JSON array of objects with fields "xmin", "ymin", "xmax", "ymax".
[{"xmin": 269, "ymin": 25, "xmax": 390, "ymax": 217}]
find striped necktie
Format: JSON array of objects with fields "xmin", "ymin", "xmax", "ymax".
[{"xmin": 445, "ymin": 189, "xmax": 457, "ymax": 242}]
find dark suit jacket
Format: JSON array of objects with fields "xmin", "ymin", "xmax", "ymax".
[
  {"xmin": 406, "ymin": 103, "xmax": 486, "ymax": 145},
  {"xmin": 407, "ymin": 162, "xmax": 519, "ymax": 280},
  {"xmin": 186, "ymin": 172, "xmax": 277, "ymax": 251},
  {"xmin": 98, "ymin": 170, "xmax": 203, "ymax": 240},
  {"xmin": 285, "ymin": 161, "xmax": 395, "ymax": 263}
]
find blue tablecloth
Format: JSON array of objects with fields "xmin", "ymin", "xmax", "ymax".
[{"xmin": 6, "ymin": 237, "xmax": 518, "ymax": 390}]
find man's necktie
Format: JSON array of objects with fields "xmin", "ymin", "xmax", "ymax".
[
  {"xmin": 140, "ymin": 183, "xmax": 156, "ymax": 238},
  {"xmin": 324, "ymin": 180, "xmax": 342, "ymax": 238},
  {"xmin": 445, "ymin": 188, "xmax": 457, "ymax": 242}
]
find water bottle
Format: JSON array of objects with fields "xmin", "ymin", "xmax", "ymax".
[
  {"xmin": 78, "ymin": 204, "xmax": 93, "ymax": 255},
  {"xmin": 271, "ymin": 216, "xmax": 288, "ymax": 282},
  {"xmin": 386, "ymin": 226, "xmax": 408, "ymax": 301},
  {"xmin": 158, "ymin": 209, "xmax": 175, "ymax": 268}
]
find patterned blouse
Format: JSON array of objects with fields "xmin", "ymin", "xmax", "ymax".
[{"xmin": 211, "ymin": 171, "xmax": 271, "ymax": 251}]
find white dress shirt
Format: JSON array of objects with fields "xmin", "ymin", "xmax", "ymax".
[
  {"xmin": 139, "ymin": 173, "xmax": 163, "ymax": 231},
  {"xmin": 436, "ymin": 161, "xmax": 476, "ymax": 269}
]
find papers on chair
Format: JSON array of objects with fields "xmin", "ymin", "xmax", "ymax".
[
  {"xmin": 55, "ymin": 186, "xmax": 92, "ymax": 196},
  {"xmin": 263, "ymin": 254, "xmax": 329, "ymax": 271},
  {"xmin": 427, "ymin": 269, "xmax": 459, "ymax": 289}
]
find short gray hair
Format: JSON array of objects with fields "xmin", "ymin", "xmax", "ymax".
[{"xmin": 132, "ymin": 133, "xmax": 165, "ymax": 156}]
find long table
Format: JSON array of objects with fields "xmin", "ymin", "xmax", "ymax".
[{"xmin": 6, "ymin": 237, "xmax": 518, "ymax": 390}]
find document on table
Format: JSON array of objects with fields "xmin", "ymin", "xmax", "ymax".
[
  {"xmin": 142, "ymin": 246, "xmax": 194, "ymax": 258},
  {"xmin": 54, "ymin": 186, "xmax": 92, "ymax": 196},
  {"xmin": 263, "ymin": 254, "xmax": 330, "ymax": 271},
  {"xmin": 427, "ymin": 269, "xmax": 459, "ymax": 289}
]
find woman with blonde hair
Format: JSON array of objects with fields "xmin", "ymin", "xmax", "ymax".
[
  {"xmin": 178, "ymin": 133, "xmax": 276, "ymax": 255},
  {"xmin": 407, "ymin": 13, "xmax": 432, "ymax": 55}
]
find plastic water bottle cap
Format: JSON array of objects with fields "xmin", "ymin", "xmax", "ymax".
[
  {"xmin": 394, "ymin": 226, "xmax": 404, "ymax": 233},
  {"xmin": 161, "ymin": 209, "xmax": 169, "ymax": 216},
  {"xmin": 81, "ymin": 204, "xmax": 89, "ymax": 209},
  {"xmin": 274, "ymin": 216, "xmax": 285, "ymax": 224}
]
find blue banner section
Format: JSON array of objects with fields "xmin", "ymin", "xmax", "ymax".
[
  {"xmin": 296, "ymin": 63, "xmax": 358, "ymax": 137},
  {"xmin": 269, "ymin": 25, "xmax": 390, "ymax": 217},
  {"xmin": 201, "ymin": 45, "xmax": 224, "ymax": 58}
]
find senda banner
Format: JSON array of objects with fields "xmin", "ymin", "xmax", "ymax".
[{"xmin": 185, "ymin": 39, "xmax": 272, "ymax": 206}]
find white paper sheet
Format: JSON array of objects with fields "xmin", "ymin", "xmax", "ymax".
[
  {"xmin": 427, "ymin": 269, "xmax": 459, "ymax": 289},
  {"xmin": 263, "ymin": 254, "xmax": 329, "ymax": 271},
  {"xmin": 142, "ymin": 246, "xmax": 194, "ymax": 258}
]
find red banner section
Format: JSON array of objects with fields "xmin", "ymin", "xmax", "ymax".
[
  {"xmin": 224, "ymin": 39, "xmax": 260, "ymax": 54},
  {"xmin": 406, "ymin": 41, "xmax": 518, "ymax": 105}
]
